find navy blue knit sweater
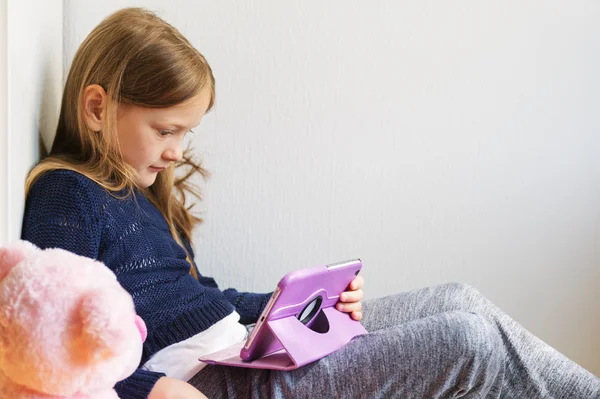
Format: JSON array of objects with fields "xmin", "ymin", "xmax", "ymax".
[{"xmin": 21, "ymin": 169, "xmax": 271, "ymax": 398}]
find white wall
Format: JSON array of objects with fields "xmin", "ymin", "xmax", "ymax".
[
  {"xmin": 0, "ymin": 0, "xmax": 8, "ymax": 245},
  {"xmin": 65, "ymin": 0, "xmax": 600, "ymax": 375},
  {"xmin": 0, "ymin": 0, "xmax": 62, "ymax": 245}
]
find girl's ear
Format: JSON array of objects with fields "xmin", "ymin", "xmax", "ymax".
[{"xmin": 82, "ymin": 84, "xmax": 108, "ymax": 132}]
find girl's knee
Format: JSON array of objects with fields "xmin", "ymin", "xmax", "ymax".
[
  {"xmin": 441, "ymin": 282, "xmax": 481, "ymax": 297},
  {"xmin": 450, "ymin": 311, "xmax": 505, "ymax": 362},
  {"xmin": 437, "ymin": 282, "xmax": 488, "ymax": 313},
  {"xmin": 445, "ymin": 311, "xmax": 507, "ymax": 394}
]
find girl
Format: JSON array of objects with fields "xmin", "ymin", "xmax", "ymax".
[{"xmin": 21, "ymin": 7, "xmax": 599, "ymax": 399}]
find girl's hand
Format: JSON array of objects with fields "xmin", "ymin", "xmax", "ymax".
[
  {"xmin": 336, "ymin": 275, "xmax": 364, "ymax": 321},
  {"xmin": 149, "ymin": 377, "xmax": 208, "ymax": 399}
]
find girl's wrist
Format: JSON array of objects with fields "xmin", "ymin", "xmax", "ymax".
[{"xmin": 148, "ymin": 376, "xmax": 208, "ymax": 399}]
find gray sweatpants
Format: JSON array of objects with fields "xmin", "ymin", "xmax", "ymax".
[{"xmin": 188, "ymin": 283, "xmax": 600, "ymax": 398}]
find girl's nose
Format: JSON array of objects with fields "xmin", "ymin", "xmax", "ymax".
[{"xmin": 162, "ymin": 145, "xmax": 183, "ymax": 163}]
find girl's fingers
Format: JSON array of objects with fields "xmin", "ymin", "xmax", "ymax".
[
  {"xmin": 340, "ymin": 289, "xmax": 363, "ymax": 303},
  {"xmin": 350, "ymin": 275, "xmax": 365, "ymax": 290},
  {"xmin": 336, "ymin": 301, "xmax": 362, "ymax": 313}
]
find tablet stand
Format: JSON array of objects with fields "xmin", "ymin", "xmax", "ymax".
[{"xmin": 199, "ymin": 307, "xmax": 368, "ymax": 370}]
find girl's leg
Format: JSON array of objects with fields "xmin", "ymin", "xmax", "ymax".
[
  {"xmin": 360, "ymin": 282, "xmax": 600, "ymax": 398},
  {"xmin": 189, "ymin": 311, "xmax": 506, "ymax": 399}
]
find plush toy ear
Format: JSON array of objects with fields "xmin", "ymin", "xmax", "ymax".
[
  {"xmin": 0, "ymin": 241, "xmax": 38, "ymax": 281},
  {"xmin": 78, "ymin": 287, "xmax": 133, "ymax": 363}
]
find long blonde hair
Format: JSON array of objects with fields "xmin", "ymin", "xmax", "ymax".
[{"xmin": 25, "ymin": 8, "xmax": 214, "ymax": 276}]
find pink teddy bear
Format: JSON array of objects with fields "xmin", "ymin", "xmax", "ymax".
[{"xmin": 0, "ymin": 241, "xmax": 147, "ymax": 399}]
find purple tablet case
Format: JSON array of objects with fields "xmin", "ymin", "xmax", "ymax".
[{"xmin": 199, "ymin": 261, "xmax": 368, "ymax": 370}]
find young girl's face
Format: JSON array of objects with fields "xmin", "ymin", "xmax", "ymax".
[{"xmin": 115, "ymin": 88, "xmax": 212, "ymax": 188}]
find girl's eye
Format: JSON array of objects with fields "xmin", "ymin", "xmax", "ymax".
[{"xmin": 158, "ymin": 129, "xmax": 196, "ymax": 137}]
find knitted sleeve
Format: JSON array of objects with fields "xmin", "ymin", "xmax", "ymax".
[
  {"xmin": 196, "ymin": 272, "xmax": 271, "ymax": 325},
  {"xmin": 114, "ymin": 369, "xmax": 165, "ymax": 399},
  {"xmin": 21, "ymin": 170, "xmax": 165, "ymax": 398},
  {"xmin": 181, "ymin": 238, "xmax": 272, "ymax": 325},
  {"xmin": 21, "ymin": 170, "xmax": 103, "ymax": 257},
  {"xmin": 222, "ymin": 288, "xmax": 273, "ymax": 325}
]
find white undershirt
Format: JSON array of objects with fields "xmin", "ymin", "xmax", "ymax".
[{"xmin": 142, "ymin": 311, "xmax": 248, "ymax": 382}]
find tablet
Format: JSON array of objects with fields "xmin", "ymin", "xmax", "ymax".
[{"xmin": 240, "ymin": 258, "xmax": 362, "ymax": 362}]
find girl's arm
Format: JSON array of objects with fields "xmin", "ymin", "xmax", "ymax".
[
  {"xmin": 22, "ymin": 171, "xmax": 168, "ymax": 398},
  {"xmin": 180, "ymin": 238, "xmax": 272, "ymax": 325},
  {"xmin": 148, "ymin": 377, "xmax": 207, "ymax": 399},
  {"xmin": 114, "ymin": 369, "xmax": 166, "ymax": 399},
  {"xmin": 21, "ymin": 170, "xmax": 103, "ymax": 258},
  {"xmin": 194, "ymin": 272, "xmax": 272, "ymax": 325},
  {"xmin": 194, "ymin": 273, "xmax": 272, "ymax": 325},
  {"xmin": 222, "ymin": 288, "xmax": 272, "ymax": 325}
]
